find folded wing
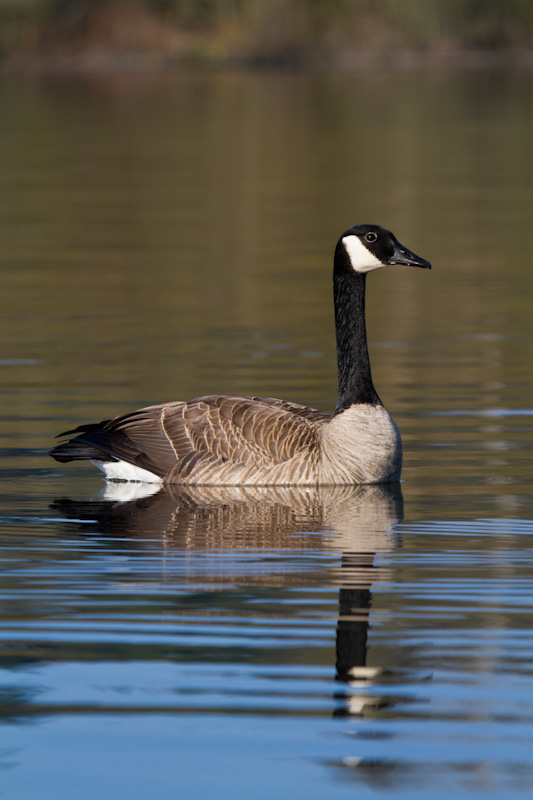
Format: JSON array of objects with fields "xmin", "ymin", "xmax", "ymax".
[{"xmin": 51, "ymin": 395, "xmax": 332, "ymax": 484}]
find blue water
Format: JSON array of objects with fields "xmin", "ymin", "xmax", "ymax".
[{"xmin": 2, "ymin": 478, "xmax": 533, "ymax": 799}]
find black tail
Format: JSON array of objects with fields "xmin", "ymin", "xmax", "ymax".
[
  {"xmin": 50, "ymin": 418, "xmax": 163, "ymax": 477},
  {"xmin": 50, "ymin": 439, "xmax": 115, "ymax": 464},
  {"xmin": 50, "ymin": 420, "xmax": 116, "ymax": 463}
]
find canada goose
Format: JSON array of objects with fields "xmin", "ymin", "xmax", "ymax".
[{"xmin": 50, "ymin": 224, "xmax": 430, "ymax": 485}]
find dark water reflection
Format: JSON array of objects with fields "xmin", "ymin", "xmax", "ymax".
[{"xmin": 1, "ymin": 69, "xmax": 533, "ymax": 799}]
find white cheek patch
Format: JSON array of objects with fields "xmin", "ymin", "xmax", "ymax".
[{"xmin": 342, "ymin": 235, "xmax": 384, "ymax": 273}]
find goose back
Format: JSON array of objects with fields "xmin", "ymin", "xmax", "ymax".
[{"xmin": 51, "ymin": 395, "xmax": 332, "ymax": 485}]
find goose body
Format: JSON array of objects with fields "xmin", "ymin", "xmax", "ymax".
[{"xmin": 51, "ymin": 225, "xmax": 430, "ymax": 486}]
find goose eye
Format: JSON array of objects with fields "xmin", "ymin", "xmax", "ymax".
[{"xmin": 365, "ymin": 232, "xmax": 378, "ymax": 243}]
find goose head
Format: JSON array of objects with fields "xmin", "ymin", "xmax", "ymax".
[{"xmin": 337, "ymin": 224, "xmax": 431, "ymax": 275}]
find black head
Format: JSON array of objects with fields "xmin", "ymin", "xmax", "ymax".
[{"xmin": 336, "ymin": 224, "xmax": 431, "ymax": 274}]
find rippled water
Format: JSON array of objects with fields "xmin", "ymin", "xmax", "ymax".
[{"xmin": 1, "ymin": 69, "xmax": 533, "ymax": 799}]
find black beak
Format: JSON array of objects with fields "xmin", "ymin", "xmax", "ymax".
[{"xmin": 388, "ymin": 239, "xmax": 431, "ymax": 269}]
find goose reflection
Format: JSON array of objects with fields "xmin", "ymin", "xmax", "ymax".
[
  {"xmin": 53, "ymin": 482, "xmax": 402, "ymax": 550},
  {"xmin": 52, "ymin": 481, "xmax": 403, "ymax": 718}
]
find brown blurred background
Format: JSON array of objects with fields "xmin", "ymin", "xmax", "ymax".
[{"xmin": 2, "ymin": 0, "xmax": 533, "ymax": 69}]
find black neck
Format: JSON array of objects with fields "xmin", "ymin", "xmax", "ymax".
[{"xmin": 334, "ymin": 267, "xmax": 381, "ymax": 413}]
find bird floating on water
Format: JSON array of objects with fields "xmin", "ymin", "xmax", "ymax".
[{"xmin": 50, "ymin": 224, "xmax": 430, "ymax": 486}]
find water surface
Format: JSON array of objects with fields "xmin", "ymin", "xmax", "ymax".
[{"xmin": 0, "ymin": 69, "xmax": 532, "ymax": 799}]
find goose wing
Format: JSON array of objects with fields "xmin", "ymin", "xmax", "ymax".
[{"xmin": 52, "ymin": 395, "xmax": 332, "ymax": 482}]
